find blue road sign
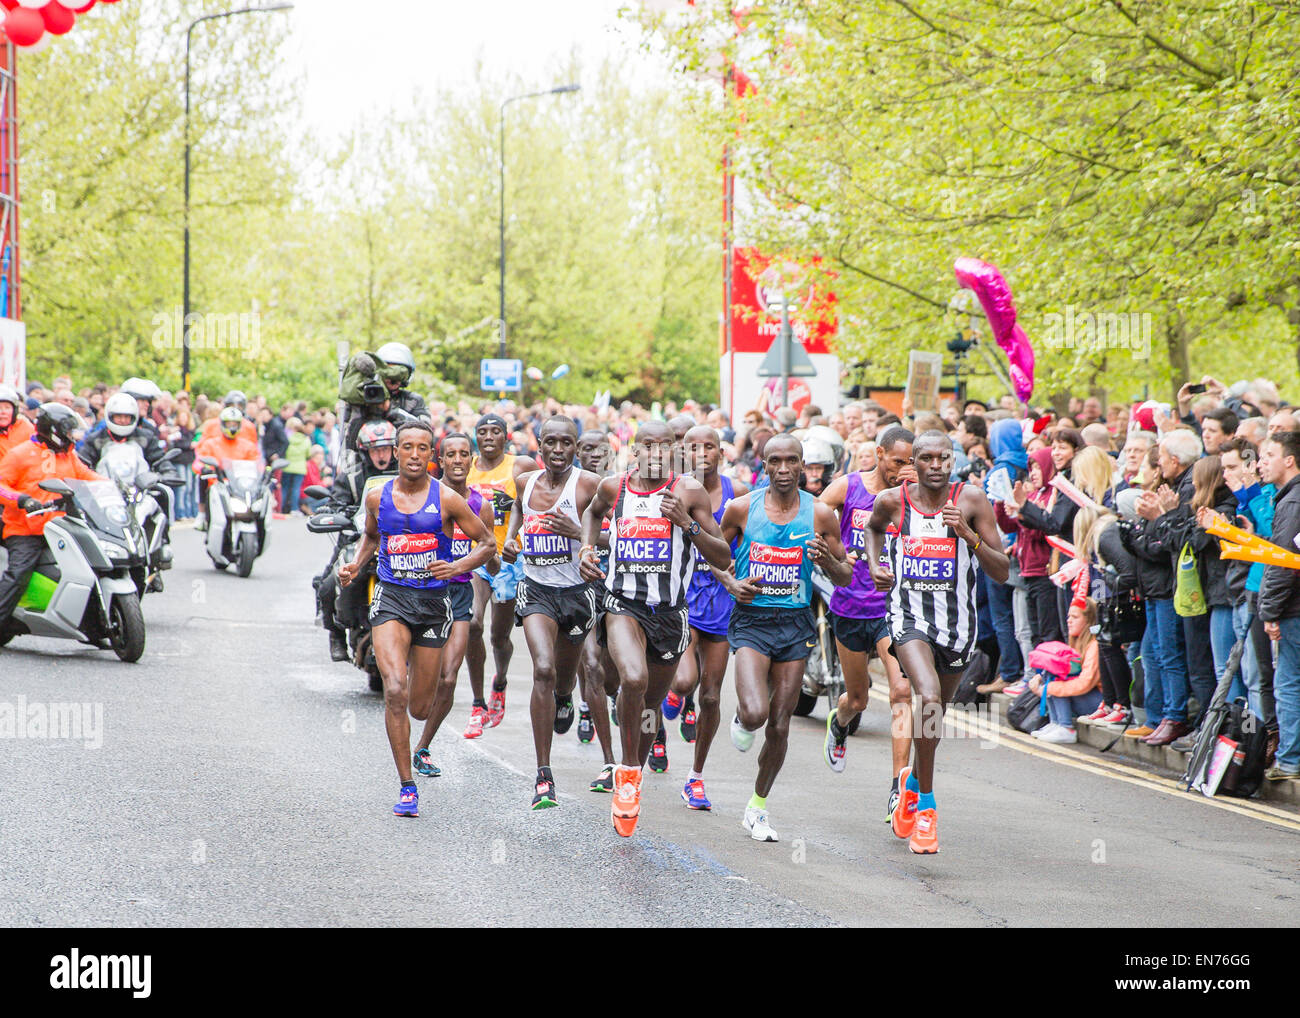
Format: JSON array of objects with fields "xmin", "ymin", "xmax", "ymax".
[{"xmin": 480, "ymin": 358, "xmax": 523, "ymax": 393}]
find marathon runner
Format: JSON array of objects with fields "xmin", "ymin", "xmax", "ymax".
[
  {"xmin": 644, "ymin": 414, "xmax": 701, "ymax": 774},
  {"xmin": 411, "ymin": 433, "xmax": 500, "ymax": 778},
  {"xmin": 719, "ymin": 434, "xmax": 853, "ymax": 842},
  {"xmin": 864, "ymin": 430, "xmax": 1009, "ymax": 854},
  {"xmin": 818, "ymin": 426, "xmax": 917, "ymax": 822},
  {"xmin": 575, "ymin": 430, "xmax": 620, "ymax": 794},
  {"xmin": 502, "ymin": 417, "xmax": 603, "ymax": 809},
  {"xmin": 339, "ymin": 422, "xmax": 495, "ymax": 817},
  {"xmin": 661, "ymin": 425, "xmax": 749, "ymax": 810},
  {"xmin": 464, "ymin": 414, "xmax": 537, "ymax": 738},
  {"xmin": 579, "ymin": 420, "xmax": 733, "ymax": 837}
]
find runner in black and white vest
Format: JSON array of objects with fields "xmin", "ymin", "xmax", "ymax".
[
  {"xmin": 864, "ymin": 430, "xmax": 1008, "ymax": 856},
  {"xmin": 502, "ymin": 417, "xmax": 603, "ymax": 811},
  {"xmin": 579, "ymin": 420, "xmax": 733, "ymax": 838}
]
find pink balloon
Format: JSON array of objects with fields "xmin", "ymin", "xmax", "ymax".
[{"xmin": 953, "ymin": 257, "xmax": 1035, "ymax": 403}]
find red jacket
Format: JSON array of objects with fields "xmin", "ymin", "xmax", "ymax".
[{"xmin": 994, "ymin": 447, "xmax": 1056, "ymax": 578}]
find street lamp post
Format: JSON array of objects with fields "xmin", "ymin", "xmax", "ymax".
[
  {"xmin": 183, "ymin": 4, "xmax": 293, "ymax": 393},
  {"xmin": 497, "ymin": 83, "xmax": 580, "ymax": 358}
]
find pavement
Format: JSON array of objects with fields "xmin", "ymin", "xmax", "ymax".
[{"xmin": 1, "ymin": 517, "xmax": 1298, "ymax": 927}]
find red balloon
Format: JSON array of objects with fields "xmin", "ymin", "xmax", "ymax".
[
  {"xmin": 3, "ymin": 7, "xmax": 45, "ymax": 46},
  {"xmin": 69, "ymin": 0, "xmax": 95, "ymax": 12},
  {"xmin": 40, "ymin": 1, "xmax": 74, "ymax": 34},
  {"xmin": 0, "ymin": 0, "xmax": 17, "ymax": 11}
]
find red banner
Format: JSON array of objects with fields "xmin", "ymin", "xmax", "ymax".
[{"xmin": 729, "ymin": 247, "xmax": 836, "ymax": 356}]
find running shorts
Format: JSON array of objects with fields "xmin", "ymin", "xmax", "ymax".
[
  {"xmin": 599, "ymin": 592, "xmax": 690, "ymax": 665},
  {"xmin": 515, "ymin": 578, "xmax": 601, "ymax": 644},
  {"xmin": 369, "ymin": 581, "xmax": 453, "ymax": 648},
  {"xmin": 728, "ymin": 604, "xmax": 816, "ymax": 663}
]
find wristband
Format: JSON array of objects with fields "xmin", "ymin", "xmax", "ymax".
[{"xmin": 970, "ymin": 536, "xmax": 982, "ymax": 552}]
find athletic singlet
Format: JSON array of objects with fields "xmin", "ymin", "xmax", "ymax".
[
  {"xmin": 449, "ymin": 487, "xmax": 485, "ymax": 584},
  {"xmin": 733, "ymin": 488, "xmax": 816, "ymax": 610},
  {"xmin": 605, "ymin": 472, "xmax": 694, "ymax": 609},
  {"xmin": 467, "ymin": 454, "xmax": 517, "ymax": 554},
  {"xmin": 519, "ymin": 467, "xmax": 584, "ymax": 587},
  {"xmin": 887, "ymin": 481, "xmax": 977, "ymax": 654},
  {"xmin": 829, "ymin": 471, "xmax": 888, "ymax": 620},
  {"xmin": 688, "ymin": 475, "xmax": 735, "ymax": 593},
  {"xmin": 376, "ymin": 479, "xmax": 453, "ymax": 589}
]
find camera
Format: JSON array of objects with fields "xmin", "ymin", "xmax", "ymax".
[
  {"xmin": 956, "ymin": 458, "xmax": 989, "ymax": 481},
  {"xmin": 360, "ymin": 379, "xmax": 387, "ymax": 405}
]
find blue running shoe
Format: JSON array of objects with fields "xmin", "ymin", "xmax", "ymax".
[
  {"xmin": 681, "ymin": 778, "xmax": 712, "ymax": 811},
  {"xmin": 413, "ymin": 748, "xmax": 440, "ymax": 777},
  {"xmin": 394, "ymin": 783, "xmax": 419, "ymax": 817},
  {"xmin": 661, "ymin": 690, "xmax": 684, "ymax": 722}
]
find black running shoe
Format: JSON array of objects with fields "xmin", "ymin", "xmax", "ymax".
[
  {"xmin": 649, "ymin": 732, "xmax": 669, "ymax": 773},
  {"xmin": 610, "ymin": 693, "xmax": 619, "ymax": 728},
  {"xmin": 589, "ymin": 764, "xmax": 614, "ymax": 793},
  {"xmin": 532, "ymin": 769, "xmax": 558, "ymax": 810},
  {"xmin": 679, "ymin": 700, "xmax": 698, "ymax": 743},
  {"xmin": 885, "ymin": 781, "xmax": 900, "ymax": 825},
  {"xmin": 577, "ymin": 709, "xmax": 595, "ymax": 743},
  {"xmin": 554, "ymin": 695, "xmax": 575, "ymax": 735}
]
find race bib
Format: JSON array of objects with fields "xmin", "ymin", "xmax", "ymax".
[
  {"xmin": 899, "ymin": 535, "xmax": 957, "ymax": 587},
  {"xmin": 384, "ymin": 533, "xmax": 442, "ymax": 580},
  {"xmin": 450, "ymin": 523, "xmax": 471, "ymax": 561},
  {"xmin": 749, "ymin": 542, "xmax": 804, "ymax": 597},
  {"xmin": 849, "ymin": 507, "xmax": 871, "ymax": 551},
  {"xmin": 615, "ymin": 517, "xmax": 672, "ymax": 573},
  {"xmin": 521, "ymin": 514, "xmax": 573, "ymax": 566}
]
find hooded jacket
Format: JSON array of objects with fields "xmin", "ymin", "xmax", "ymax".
[{"xmin": 994, "ymin": 447, "xmax": 1056, "ymax": 578}]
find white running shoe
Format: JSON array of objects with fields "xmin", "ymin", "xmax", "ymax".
[
  {"xmin": 742, "ymin": 806, "xmax": 779, "ymax": 842},
  {"xmin": 1036, "ymin": 723, "xmax": 1078, "ymax": 744},
  {"xmin": 730, "ymin": 713, "xmax": 755, "ymax": 753}
]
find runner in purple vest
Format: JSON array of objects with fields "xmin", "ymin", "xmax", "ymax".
[
  {"xmin": 817, "ymin": 427, "xmax": 916, "ymax": 817},
  {"xmin": 412, "ymin": 433, "xmax": 500, "ymax": 780}
]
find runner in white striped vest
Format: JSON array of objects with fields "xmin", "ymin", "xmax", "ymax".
[
  {"xmin": 579, "ymin": 421, "xmax": 733, "ymax": 838},
  {"xmin": 865, "ymin": 430, "xmax": 1009, "ymax": 857},
  {"xmin": 502, "ymin": 417, "xmax": 603, "ymax": 811}
]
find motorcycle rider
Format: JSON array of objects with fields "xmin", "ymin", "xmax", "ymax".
[
  {"xmin": 115, "ymin": 378, "xmax": 169, "ymax": 466},
  {"xmin": 0, "ymin": 405, "xmax": 103, "ymax": 637},
  {"xmin": 200, "ymin": 390, "xmax": 259, "ymax": 444},
  {"xmin": 193, "ymin": 406, "xmax": 261, "ymax": 532},
  {"xmin": 801, "ymin": 437, "xmax": 838, "ymax": 497},
  {"xmin": 341, "ymin": 343, "xmax": 431, "ymax": 455},
  {"xmin": 0, "ymin": 385, "xmax": 34, "ymax": 465},
  {"xmin": 315, "ymin": 420, "xmax": 399, "ymax": 662},
  {"xmin": 79, "ymin": 391, "xmax": 151, "ymax": 469}
]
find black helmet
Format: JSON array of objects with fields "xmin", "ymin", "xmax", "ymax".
[
  {"xmin": 223, "ymin": 390, "xmax": 248, "ymax": 411},
  {"xmin": 35, "ymin": 402, "xmax": 81, "ymax": 452}
]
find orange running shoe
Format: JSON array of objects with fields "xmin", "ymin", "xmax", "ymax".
[
  {"xmin": 611, "ymin": 765, "xmax": 643, "ymax": 838},
  {"xmin": 487, "ymin": 683, "xmax": 506, "ymax": 727},
  {"xmin": 891, "ymin": 766, "xmax": 918, "ymax": 840},
  {"xmin": 463, "ymin": 705, "xmax": 487, "ymax": 739},
  {"xmin": 909, "ymin": 807, "xmax": 939, "ymax": 854}
]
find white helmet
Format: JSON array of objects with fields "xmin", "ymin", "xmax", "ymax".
[
  {"xmin": 801, "ymin": 437, "xmax": 837, "ymax": 467},
  {"xmin": 376, "ymin": 342, "xmax": 415, "ymax": 384},
  {"xmin": 804, "ymin": 424, "xmax": 846, "ymax": 463},
  {"xmin": 120, "ymin": 377, "xmax": 163, "ymax": 403},
  {"xmin": 104, "ymin": 391, "xmax": 140, "ymax": 437}
]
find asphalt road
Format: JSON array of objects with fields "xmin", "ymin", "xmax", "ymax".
[{"xmin": 1, "ymin": 518, "xmax": 1297, "ymax": 927}]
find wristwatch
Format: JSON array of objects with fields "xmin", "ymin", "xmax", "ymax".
[{"xmin": 687, "ymin": 520, "xmax": 701, "ymax": 537}]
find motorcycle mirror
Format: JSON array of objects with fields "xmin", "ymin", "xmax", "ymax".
[
  {"xmin": 270, "ymin": 458, "xmax": 289, "ymax": 472},
  {"xmin": 159, "ymin": 448, "xmax": 182, "ymax": 464},
  {"xmin": 303, "ymin": 485, "xmax": 330, "ymax": 500},
  {"xmin": 38, "ymin": 478, "xmax": 73, "ymax": 496},
  {"xmin": 199, "ymin": 456, "xmax": 219, "ymax": 469},
  {"xmin": 139, "ymin": 472, "xmax": 160, "ymax": 488}
]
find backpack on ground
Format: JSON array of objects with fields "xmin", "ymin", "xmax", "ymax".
[{"xmin": 950, "ymin": 649, "xmax": 991, "ymax": 707}]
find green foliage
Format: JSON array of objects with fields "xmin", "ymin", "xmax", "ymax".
[
  {"xmin": 20, "ymin": 8, "xmax": 723, "ymax": 408},
  {"xmin": 641, "ymin": 0, "xmax": 1300, "ymax": 403}
]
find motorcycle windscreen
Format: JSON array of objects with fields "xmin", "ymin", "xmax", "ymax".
[
  {"xmin": 66, "ymin": 479, "xmax": 131, "ymax": 536},
  {"xmin": 223, "ymin": 459, "xmax": 263, "ymax": 500}
]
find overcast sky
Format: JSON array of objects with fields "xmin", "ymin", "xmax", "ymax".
[{"xmin": 287, "ymin": 0, "xmax": 673, "ymax": 139}]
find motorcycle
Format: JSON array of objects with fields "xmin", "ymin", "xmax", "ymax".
[
  {"xmin": 198, "ymin": 455, "xmax": 286, "ymax": 577},
  {"xmin": 793, "ymin": 565, "xmax": 862, "ymax": 734},
  {"xmin": 304, "ymin": 476, "xmax": 387, "ymax": 691},
  {"xmin": 95, "ymin": 443, "xmax": 185, "ymax": 595},
  {"xmin": 0, "ymin": 476, "xmax": 149, "ymax": 661}
]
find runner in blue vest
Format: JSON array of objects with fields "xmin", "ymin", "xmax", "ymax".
[
  {"xmin": 662, "ymin": 425, "xmax": 749, "ymax": 811},
  {"xmin": 718, "ymin": 434, "xmax": 853, "ymax": 843},
  {"xmin": 411, "ymin": 433, "xmax": 500, "ymax": 780},
  {"xmin": 339, "ymin": 422, "xmax": 495, "ymax": 818}
]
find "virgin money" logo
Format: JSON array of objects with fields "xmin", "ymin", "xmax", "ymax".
[
  {"xmin": 617, "ymin": 517, "xmax": 671, "ymax": 540},
  {"xmin": 749, "ymin": 543, "xmax": 802, "ymax": 566},
  {"xmin": 386, "ymin": 533, "xmax": 439, "ymax": 555},
  {"xmin": 901, "ymin": 535, "xmax": 955, "ymax": 558}
]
